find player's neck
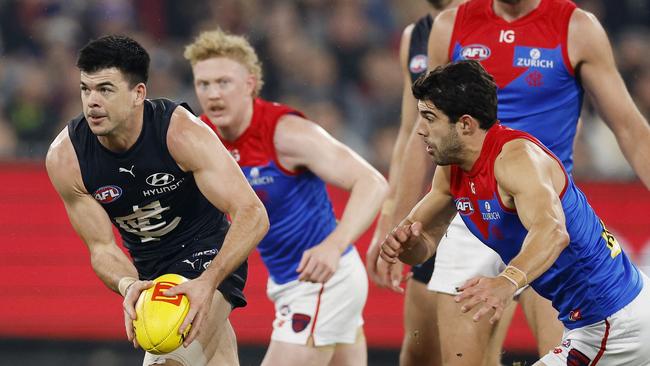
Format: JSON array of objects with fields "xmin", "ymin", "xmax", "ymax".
[
  {"xmin": 217, "ymin": 100, "xmax": 254, "ymax": 142},
  {"xmin": 459, "ymin": 132, "xmax": 487, "ymax": 172},
  {"xmin": 492, "ymin": 0, "xmax": 541, "ymax": 22},
  {"xmin": 97, "ymin": 105, "xmax": 144, "ymax": 153}
]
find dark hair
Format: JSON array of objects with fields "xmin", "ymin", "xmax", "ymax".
[
  {"xmin": 76, "ymin": 35, "xmax": 150, "ymax": 87},
  {"xmin": 412, "ymin": 60, "xmax": 497, "ymax": 130},
  {"xmin": 426, "ymin": 0, "xmax": 452, "ymax": 10}
]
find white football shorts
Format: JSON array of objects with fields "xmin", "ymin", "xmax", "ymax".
[
  {"xmin": 266, "ymin": 247, "xmax": 368, "ymax": 346},
  {"xmin": 428, "ymin": 214, "xmax": 506, "ymax": 295},
  {"xmin": 540, "ymin": 271, "xmax": 650, "ymax": 366}
]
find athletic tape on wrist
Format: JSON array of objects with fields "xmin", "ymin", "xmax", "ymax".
[
  {"xmin": 498, "ymin": 265, "xmax": 528, "ymax": 290},
  {"xmin": 118, "ymin": 276, "xmax": 138, "ymax": 297}
]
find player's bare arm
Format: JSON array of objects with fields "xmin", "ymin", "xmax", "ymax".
[
  {"xmin": 381, "ymin": 165, "xmax": 456, "ymax": 266},
  {"xmin": 366, "ymin": 23, "xmax": 418, "ymax": 292},
  {"xmin": 46, "ymin": 129, "xmax": 152, "ymax": 347},
  {"xmin": 456, "ymin": 140, "xmax": 570, "ymax": 324},
  {"xmin": 568, "ymin": 9, "xmax": 650, "ymax": 188},
  {"xmin": 427, "ymin": 8, "xmax": 457, "ymax": 70},
  {"xmin": 274, "ymin": 114, "xmax": 387, "ymax": 283},
  {"xmin": 164, "ymin": 105, "xmax": 269, "ymax": 345}
]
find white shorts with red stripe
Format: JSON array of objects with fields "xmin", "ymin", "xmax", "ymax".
[
  {"xmin": 428, "ymin": 214, "xmax": 506, "ymax": 295},
  {"xmin": 540, "ymin": 272, "xmax": 650, "ymax": 366},
  {"xmin": 266, "ymin": 247, "xmax": 368, "ymax": 346}
]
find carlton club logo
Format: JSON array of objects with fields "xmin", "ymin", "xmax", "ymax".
[
  {"xmin": 150, "ymin": 281, "xmax": 182, "ymax": 306},
  {"xmin": 460, "ymin": 44, "xmax": 491, "ymax": 61},
  {"xmin": 93, "ymin": 185, "xmax": 122, "ymax": 204}
]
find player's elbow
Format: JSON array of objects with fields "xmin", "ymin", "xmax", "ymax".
[
  {"xmin": 370, "ymin": 171, "xmax": 389, "ymax": 201},
  {"xmin": 550, "ymin": 223, "xmax": 570, "ymax": 252},
  {"xmin": 249, "ymin": 201, "xmax": 270, "ymax": 239}
]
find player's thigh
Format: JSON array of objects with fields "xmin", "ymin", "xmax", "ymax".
[
  {"xmin": 328, "ymin": 327, "xmax": 367, "ymax": 366},
  {"xmin": 436, "ymin": 292, "xmax": 495, "ymax": 366},
  {"xmin": 402, "ymin": 278, "xmax": 438, "ymax": 353},
  {"xmin": 262, "ymin": 340, "xmax": 335, "ymax": 366},
  {"xmin": 518, "ymin": 287, "xmax": 562, "ymax": 356},
  {"xmin": 482, "ymin": 299, "xmax": 516, "ymax": 366}
]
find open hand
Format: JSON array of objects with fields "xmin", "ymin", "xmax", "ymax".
[{"xmin": 454, "ymin": 276, "xmax": 517, "ymax": 324}]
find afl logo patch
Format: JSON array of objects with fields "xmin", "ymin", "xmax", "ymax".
[
  {"xmin": 460, "ymin": 44, "xmax": 491, "ymax": 61},
  {"xmin": 455, "ymin": 197, "xmax": 474, "ymax": 216},
  {"xmin": 146, "ymin": 172, "xmax": 175, "ymax": 187},
  {"xmin": 409, "ymin": 54, "xmax": 428, "ymax": 74},
  {"xmin": 93, "ymin": 185, "xmax": 122, "ymax": 204}
]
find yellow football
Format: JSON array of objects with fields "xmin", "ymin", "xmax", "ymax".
[{"xmin": 133, "ymin": 273, "xmax": 191, "ymax": 354}]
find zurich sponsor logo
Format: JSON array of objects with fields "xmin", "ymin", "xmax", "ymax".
[
  {"xmin": 248, "ymin": 167, "xmax": 274, "ymax": 186},
  {"xmin": 94, "ymin": 185, "xmax": 122, "ymax": 204},
  {"xmin": 515, "ymin": 47, "xmax": 554, "ymax": 68},
  {"xmin": 479, "ymin": 200, "xmax": 501, "ymax": 221},
  {"xmin": 455, "ymin": 197, "xmax": 474, "ymax": 216},
  {"xmin": 146, "ymin": 172, "xmax": 175, "ymax": 187},
  {"xmin": 460, "ymin": 44, "xmax": 491, "ymax": 61},
  {"xmin": 409, "ymin": 54, "xmax": 428, "ymax": 74}
]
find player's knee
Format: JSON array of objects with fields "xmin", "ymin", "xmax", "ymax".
[
  {"xmin": 142, "ymin": 341, "xmax": 208, "ymax": 366},
  {"xmin": 145, "ymin": 360, "xmax": 184, "ymax": 366}
]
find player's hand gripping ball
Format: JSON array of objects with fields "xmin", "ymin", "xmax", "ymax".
[{"xmin": 133, "ymin": 273, "xmax": 191, "ymax": 354}]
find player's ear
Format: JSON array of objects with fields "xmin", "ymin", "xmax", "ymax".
[
  {"xmin": 457, "ymin": 114, "xmax": 476, "ymax": 135},
  {"xmin": 246, "ymin": 74, "xmax": 256, "ymax": 97},
  {"xmin": 133, "ymin": 83, "xmax": 147, "ymax": 105}
]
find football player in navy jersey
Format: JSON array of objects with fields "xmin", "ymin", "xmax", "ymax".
[{"xmin": 46, "ymin": 35, "xmax": 269, "ymax": 366}]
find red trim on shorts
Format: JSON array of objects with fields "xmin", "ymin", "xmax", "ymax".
[
  {"xmin": 591, "ymin": 319, "xmax": 610, "ymax": 365},
  {"xmin": 309, "ymin": 285, "xmax": 325, "ymax": 338}
]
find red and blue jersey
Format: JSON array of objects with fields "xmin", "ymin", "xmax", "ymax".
[
  {"xmin": 450, "ymin": 0, "xmax": 583, "ymax": 172},
  {"xmin": 450, "ymin": 124, "xmax": 642, "ymax": 329},
  {"xmin": 201, "ymin": 98, "xmax": 350, "ymax": 284}
]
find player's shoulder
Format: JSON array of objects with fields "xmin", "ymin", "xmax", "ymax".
[
  {"xmin": 568, "ymin": 7, "xmax": 600, "ymax": 29},
  {"xmin": 567, "ymin": 7, "xmax": 608, "ymax": 62},
  {"xmin": 46, "ymin": 127, "xmax": 74, "ymax": 169},
  {"xmin": 168, "ymin": 103, "xmax": 212, "ymax": 139},
  {"xmin": 274, "ymin": 113, "xmax": 329, "ymax": 155},
  {"xmin": 46, "ymin": 127, "xmax": 84, "ymax": 193},
  {"xmin": 401, "ymin": 22, "xmax": 416, "ymax": 45},
  {"xmin": 435, "ymin": 7, "xmax": 459, "ymax": 27}
]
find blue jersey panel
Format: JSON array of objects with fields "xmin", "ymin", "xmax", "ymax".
[{"xmin": 243, "ymin": 162, "xmax": 351, "ymax": 284}]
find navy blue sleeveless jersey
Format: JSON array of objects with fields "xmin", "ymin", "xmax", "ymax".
[
  {"xmin": 408, "ymin": 14, "xmax": 433, "ymax": 84},
  {"xmin": 407, "ymin": 14, "xmax": 437, "ymax": 284},
  {"xmin": 68, "ymin": 99, "xmax": 231, "ymax": 278}
]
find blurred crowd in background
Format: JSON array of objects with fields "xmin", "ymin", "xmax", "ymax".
[{"xmin": 0, "ymin": 0, "xmax": 648, "ymax": 182}]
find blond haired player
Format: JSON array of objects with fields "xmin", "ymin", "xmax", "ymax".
[
  {"xmin": 184, "ymin": 29, "xmax": 387, "ymax": 366},
  {"xmin": 46, "ymin": 35, "xmax": 269, "ymax": 365}
]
